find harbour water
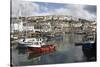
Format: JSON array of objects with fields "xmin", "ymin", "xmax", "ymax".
[{"xmin": 11, "ymin": 33, "xmax": 96, "ymax": 66}]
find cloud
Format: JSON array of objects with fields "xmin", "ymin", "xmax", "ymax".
[
  {"xmin": 11, "ymin": 0, "xmax": 40, "ymax": 17},
  {"xmin": 83, "ymin": 5, "xmax": 96, "ymax": 15},
  {"xmin": 48, "ymin": 4, "xmax": 96, "ymax": 20},
  {"xmin": 11, "ymin": 1, "xmax": 96, "ymax": 20}
]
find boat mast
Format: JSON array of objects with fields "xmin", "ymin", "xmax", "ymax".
[
  {"xmin": 18, "ymin": 4, "xmax": 24, "ymax": 41},
  {"xmin": 18, "ymin": 9, "xmax": 21, "ymax": 40},
  {"xmin": 25, "ymin": 2, "xmax": 28, "ymax": 40}
]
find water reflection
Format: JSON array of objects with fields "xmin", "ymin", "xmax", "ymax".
[{"xmin": 12, "ymin": 34, "xmax": 96, "ymax": 66}]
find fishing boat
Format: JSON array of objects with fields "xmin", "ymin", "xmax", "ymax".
[
  {"xmin": 75, "ymin": 33, "xmax": 96, "ymax": 58},
  {"xmin": 18, "ymin": 37, "xmax": 56, "ymax": 53},
  {"xmin": 82, "ymin": 33, "xmax": 96, "ymax": 58}
]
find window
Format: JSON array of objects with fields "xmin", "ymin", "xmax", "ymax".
[{"xmin": 34, "ymin": 42, "xmax": 38, "ymax": 45}]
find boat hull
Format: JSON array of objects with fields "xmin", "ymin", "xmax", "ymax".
[
  {"xmin": 27, "ymin": 45, "xmax": 56, "ymax": 53},
  {"xmin": 82, "ymin": 43, "xmax": 96, "ymax": 58}
]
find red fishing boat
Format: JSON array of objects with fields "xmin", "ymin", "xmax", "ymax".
[
  {"xmin": 28, "ymin": 44, "xmax": 56, "ymax": 53},
  {"xmin": 18, "ymin": 38, "xmax": 56, "ymax": 53}
]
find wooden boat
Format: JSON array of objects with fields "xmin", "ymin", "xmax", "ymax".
[
  {"xmin": 82, "ymin": 41, "xmax": 96, "ymax": 59},
  {"xmin": 18, "ymin": 37, "xmax": 56, "ymax": 53},
  {"xmin": 82, "ymin": 35, "xmax": 96, "ymax": 58},
  {"xmin": 75, "ymin": 33, "xmax": 96, "ymax": 58},
  {"xmin": 27, "ymin": 45, "xmax": 56, "ymax": 53}
]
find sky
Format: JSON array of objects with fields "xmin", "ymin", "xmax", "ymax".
[{"xmin": 11, "ymin": 0, "xmax": 96, "ymax": 21}]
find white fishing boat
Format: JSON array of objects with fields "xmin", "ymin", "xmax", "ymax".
[
  {"xmin": 18, "ymin": 37, "xmax": 45, "ymax": 47},
  {"xmin": 18, "ymin": 37, "xmax": 56, "ymax": 53}
]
